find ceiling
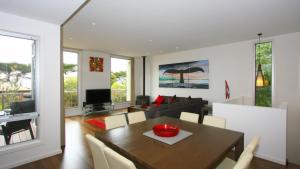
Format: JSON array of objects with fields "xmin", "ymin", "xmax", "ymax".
[
  {"xmin": 0, "ymin": 0, "xmax": 87, "ymax": 24},
  {"xmin": 3, "ymin": 0, "xmax": 298, "ymax": 57},
  {"xmin": 63, "ymin": 0, "xmax": 300, "ymax": 57}
]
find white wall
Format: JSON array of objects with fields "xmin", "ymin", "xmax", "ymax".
[
  {"xmin": 64, "ymin": 50, "xmax": 111, "ymax": 116},
  {"xmin": 81, "ymin": 50, "xmax": 111, "ymax": 102},
  {"xmin": 65, "ymin": 50, "xmax": 135, "ymax": 116},
  {"xmin": 213, "ymin": 102, "xmax": 287, "ymax": 165},
  {"xmin": 149, "ymin": 40, "xmax": 254, "ymax": 102},
  {"xmin": 141, "ymin": 32, "xmax": 300, "ymax": 164},
  {"xmin": 272, "ymin": 33, "xmax": 300, "ymax": 164},
  {"xmin": 0, "ymin": 12, "xmax": 61, "ymax": 168}
]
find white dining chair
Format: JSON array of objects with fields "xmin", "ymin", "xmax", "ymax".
[
  {"xmin": 239, "ymin": 135, "xmax": 260, "ymax": 159},
  {"xmin": 85, "ymin": 134, "xmax": 110, "ymax": 169},
  {"xmin": 128, "ymin": 111, "xmax": 146, "ymax": 124},
  {"xmin": 246, "ymin": 135, "xmax": 260, "ymax": 153},
  {"xmin": 104, "ymin": 146, "xmax": 137, "ymax": 169},
  {"xmin": 203, "ymin": 115, "xmax": 226, "ymax": 128},
  {"xmin": 216, "ymin": 151, "xmax": 253, "ymax": 169},
  {"xmin": 180, "ymin": 112, "xmax": 199, "ymax": 123},
  {"xmin": 105, "ymin": 114, "xmax": 127, "ymax": 130}
]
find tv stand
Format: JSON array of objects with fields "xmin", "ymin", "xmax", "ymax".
[{"xmin": 83, "ymin": 102, "xmax": 114, "ymax": 116}]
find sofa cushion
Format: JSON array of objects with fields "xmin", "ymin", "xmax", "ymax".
[
  {"xmin": 154, "ymin": 95, "xmax": 165, "ymax": 106},
  {"xmin": 167, "ymin": 95, "xmax": 176, "ymax": 104}
]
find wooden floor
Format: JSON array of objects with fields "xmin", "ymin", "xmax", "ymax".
[{"xmin": 14, "ymin": 113, "xmax": 300, "ymax": 169}]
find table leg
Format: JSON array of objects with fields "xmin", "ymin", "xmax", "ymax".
[{"xmin": 234, "ymin": 136, "xmax": 244, "ymax": 160}]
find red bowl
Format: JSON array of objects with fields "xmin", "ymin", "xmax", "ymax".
[{"xmin": 153, "ymin": 124, "xmax": 180, "ymax": 137}]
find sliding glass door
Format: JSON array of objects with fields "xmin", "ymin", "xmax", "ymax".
[
  {"xmin": 111, "ymin": 58, "xmax": 132, "ymax": 104},
  {"xmin": 63, "ymin": 51, "xmax": 79, "ymax": 109}
]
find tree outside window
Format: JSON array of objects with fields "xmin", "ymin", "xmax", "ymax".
[
  {"xmin": 111, "ymin": 58, "xmax": 131, "ymax": 103},
  {"xmin": 63, "ymin": 51, "xmax": 78, "ymax": 108},
  {"xmin": 255, "ymin": 42, "xmax": 272, "ymax": 107}
]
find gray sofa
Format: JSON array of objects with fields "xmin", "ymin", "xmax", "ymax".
[{"xmin": 145, "ymin": 95, "xmax": 208, "ymax": 123}]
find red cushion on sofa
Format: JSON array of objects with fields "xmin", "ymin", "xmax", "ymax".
[
  {"xmin": 155, "ymin": 95, "xmax": 165, "ymax": 106},
  {"xmin": 154, "ymin": 95, "xmax": 164, "ymax": 104}
]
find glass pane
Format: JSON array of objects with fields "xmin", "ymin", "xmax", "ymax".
[
  {"xmin": 111, "ymin": 58, "xmax": 131, "ymax": 103},
  {"xmin": 63, "ymin": 51, "xmax": 78, "ymax": 108},
  {"xmin": 0, "ymin": 33, "xmax": 37, "ymax": 147},
  {"xmin": 255, "ymin": 42, "xmax": 272, "ymax": 107}
]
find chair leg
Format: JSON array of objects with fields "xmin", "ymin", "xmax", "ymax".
[
  {"xmin": 2, "ymin": 126, "xmax": 11, "ymax": 145},
  {"xmin": 4, "ymin": 134, "xmax": 11, "ymax": 145},
  {"xmin": 29, "ymin": 125, "xmax": 34, "ymax": 139}
]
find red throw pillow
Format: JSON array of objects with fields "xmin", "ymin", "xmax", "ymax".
[{"xmin": 155, "ymin": 95, "xmax": 165, "ymax": 107}]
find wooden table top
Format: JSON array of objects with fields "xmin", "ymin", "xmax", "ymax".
[{"xmin": 96, "ymin": 116, "xmax": 244, "ymax": 169}]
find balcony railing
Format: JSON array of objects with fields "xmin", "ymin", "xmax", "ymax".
[
  {"xmin": 64, "ymin": 90, "xmax": 78, "ymax": 108},
  {"xmin": 1, "ymin": 89, "xmax": 128, "ymax": 110},
  {"xmin": 0, "ymin": 90, "xmax": 32, "ymax": 110},
  {"xmin": 111, "ymin": 89, "xmax": 127, "ymax": 103}
]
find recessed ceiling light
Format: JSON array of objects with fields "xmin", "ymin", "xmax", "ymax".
[
  {"xmin": 148, "ymin": 40, "xmax": 153, "ymax": 42},
  {"xmin": 92, "ymin": 22, "xmax": 96, "ymax": 26}
]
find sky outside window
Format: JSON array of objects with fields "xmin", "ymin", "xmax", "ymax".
[
  {"xmin": 111, "ymin": 58, "xmax": 129, "ymax": 72},
  {"xmin": 0, "ymin": 34, "xmax": 34, "ymax": 90},
  {"xmin": 0, "ymin": 35, "xmax": 33, "ymax": 64}
]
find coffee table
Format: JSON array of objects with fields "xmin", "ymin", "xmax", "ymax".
[{"xmin": 127, "ymin": 105, "xmax": 149, "ymax": 112}]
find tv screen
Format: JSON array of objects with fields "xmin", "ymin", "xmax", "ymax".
[{"xmin": 86, "ymin": 89, "xmax": 111, "ymax": 105}]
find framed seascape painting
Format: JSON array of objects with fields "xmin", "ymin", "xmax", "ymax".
[{"xmin": 159, "ymin": 60, "xmax": 209, "ymax": 89}]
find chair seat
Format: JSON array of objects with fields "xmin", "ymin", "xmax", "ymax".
[{"xmin": 215, "ymin": 157, "xmax": 236, "ymax": 169}]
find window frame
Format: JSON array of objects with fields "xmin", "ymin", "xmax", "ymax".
[
  {"xmin": 253, "ymin": 39, "xmax": 275, "ymax": 107},
  {"xmin": 0, "ymin": 29, "xmax": 41, "ymax": 153},
  {"xmin": 110, "ymin": 55, "xmax": 133, "ymax": 104},
  {"xmin": 63, "ymin": 48, "xmax": 82, "ymax": 115}
]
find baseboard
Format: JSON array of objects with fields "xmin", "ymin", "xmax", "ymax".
[
  {"xmin": 255, "ymin": 153, "xmax": 286, "ymax": 165},
  {"xmin": 0, "ymin": 149, "xmax": 62, "ymax": 169},
  {"xmin": 65, "ymin": 111, "xmax": 83, "ymax": 117}
]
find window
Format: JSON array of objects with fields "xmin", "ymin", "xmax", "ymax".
[
  {"xmin": 63, "ymin": 51, "xmax": 79, "ymax": 108},
  {"xmin": 111, "ymin": 58, "xmax": 132, "ymax": 103},
  {"xmin": 255, "ymin": 42, "xmax": 272, "ymax": 107},
  {"xmin": 0, "ymin": 32, "xmax": 38, "ymax": 147}
]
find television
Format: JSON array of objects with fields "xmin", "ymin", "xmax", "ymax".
[{"xmin": 86, "ymin": 89, "xmax": 111, "ymax": 105}]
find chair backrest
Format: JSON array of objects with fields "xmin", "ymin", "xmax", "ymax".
[
  {"xmin": 180, "ymin": 112, "xmax": 199, "ymax": 123},
  {"xmin": 10, "ymin": 100, "xmax": 35, "ymax": 114},
  {"xmin": 105, "ymin": 114, "xmax": 127, "ymax": 130},
  {"xmin": 85, "ymin": 134, "xmax": 110, "ymax": 169},
  {"xmin": 202, "ymin": 115, "xmax": 226, "ymax": 128},
  {"xmin": 104, "ymin": 146, "xmax": 137, "ymax": 169},
  {"xmin": 7, "ymin": 100, "xmax": 36, "ymax": 127},
  {"xmin": 233, "ymin": 152, "xmax": 253, "ymax": 169},
  {"xmin": 128, "ymin": 111, "xmax": 146, "ymax": 124}
]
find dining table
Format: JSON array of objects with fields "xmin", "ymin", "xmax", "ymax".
[{"xmin": 95, "ymin": 116, "xmax": 244, "ymax": 169}]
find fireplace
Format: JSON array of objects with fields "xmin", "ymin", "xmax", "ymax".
[{"xmin": 136, "ymin": 56, "xmax": 150, "ymax": 105}]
